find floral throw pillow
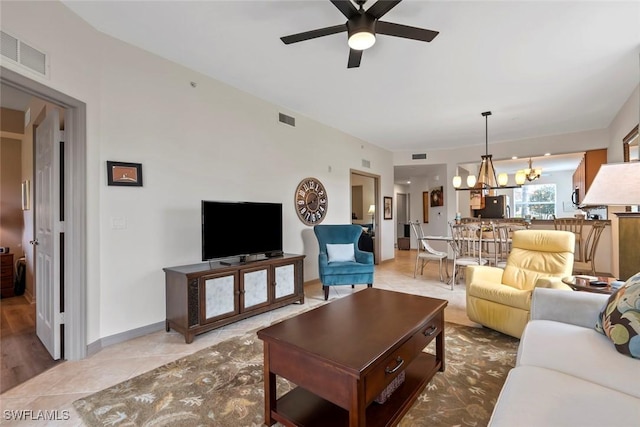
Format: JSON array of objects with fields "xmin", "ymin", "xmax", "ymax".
[{"xmin": 595, "ymin": 272, "xmax": 640, "ymax": 359}]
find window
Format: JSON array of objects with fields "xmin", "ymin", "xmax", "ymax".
[{"xmin": 514, "ymin": 184, "xmax": 556, "ymax": 219}]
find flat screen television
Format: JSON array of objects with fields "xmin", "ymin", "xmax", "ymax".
[{"xmin": 202, "ymin": 200, "xmax": 283, "ymax": 261}]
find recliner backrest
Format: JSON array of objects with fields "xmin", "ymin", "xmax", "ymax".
[{"xmin": 502, "ymin": 230, "xmax": 575, "ymax": 291}]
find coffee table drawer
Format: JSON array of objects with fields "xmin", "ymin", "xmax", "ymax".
[
  {"xmin": 413, "ymin": 311, "xmax": 444, "ymax": 351},
  {"xmin": 364, "ymin": 311, "xmax": 444, "ymax": 404}
]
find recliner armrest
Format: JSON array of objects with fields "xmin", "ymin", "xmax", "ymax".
[
  {"xmin": 530, "ymin": 287, "xmax": 608, "ymax": 328},
  {"xmin": 534, "ymin": 277, "xmax": 573, "ymax": 291},
  {"xmin": 466, "ymin": 265, "xmax": 504, "ymax": 284}
]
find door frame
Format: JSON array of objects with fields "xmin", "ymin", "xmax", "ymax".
[{"xmin": 1, "ymin": 66, "xmax": 87, "ymax": 360}]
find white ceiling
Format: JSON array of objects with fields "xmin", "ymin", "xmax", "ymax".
[{"xmin": 60, "ymin": 0, "xmax": 639, "ymax": 155}]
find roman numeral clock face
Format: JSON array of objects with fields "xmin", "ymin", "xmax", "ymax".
[{"xmin": 295, "ymin": 177, "xmax": 328, "ymax": 226}]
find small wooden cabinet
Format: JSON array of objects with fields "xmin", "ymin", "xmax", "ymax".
[
  {"xmin": 1, "ymin": 253, "xmax": 15, "ymax": 298},
  {"xmin": 572, "ymin": 149, "xmax": 607, "ymax": 204},
  {"xmin": 164, "ymin": 254, "xmax": 305, "ymax": 343}
]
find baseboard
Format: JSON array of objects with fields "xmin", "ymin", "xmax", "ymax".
[{"xmin": 86, "ymin": 321, "xmax": 165, "ymax": 357}]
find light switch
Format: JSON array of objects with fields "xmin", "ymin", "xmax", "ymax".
[{"xmin": 111, "ymin": 217, "xmax": 127, "ymax": 229}]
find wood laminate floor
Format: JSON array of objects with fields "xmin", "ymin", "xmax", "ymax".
[{"xmin": 0, "ymin": 295, "xmax": 61, "ymax": 394}]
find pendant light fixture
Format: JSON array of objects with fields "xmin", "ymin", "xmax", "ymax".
[
  {"xmin": 519, "ymin": 158, "xmax": 542, "ymax": 182},
  {"xmin": 453, "ymin": 111, "xmax": 522, "ymax": 191}
]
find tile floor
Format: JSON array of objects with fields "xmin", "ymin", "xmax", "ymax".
[{"xmin": 0, "ymin": 249, "xmax": 477, "ymax": 426}]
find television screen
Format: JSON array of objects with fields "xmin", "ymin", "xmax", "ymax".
[{"xmin": 202, "ymin": 201, "xmax": 283, "ymax": 261}]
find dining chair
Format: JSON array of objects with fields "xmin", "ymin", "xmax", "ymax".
[
  {"xmin": 554, "ymin": 218, "xmax": 585, "ymax": 262},
  {"xmin": 491, "ymin": 223, "xmax": 528, "ymax": 268},
  {"xmin": 449, "ymin": 222, "xmax": 489, "ymax": 290},
  {"xmin": 572, "ymin": 220, "xmax": 607, "ymax": 276},
  {"xmin": 409, "ymin": 221, "xmax": 448, "ymax": 281}
]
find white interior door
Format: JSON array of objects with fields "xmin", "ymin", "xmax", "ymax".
[{"xmin": 34, "ymin": 108, "xmax": 61, "ymax": 360}]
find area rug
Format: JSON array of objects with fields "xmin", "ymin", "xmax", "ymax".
[{"xmin": 73, "ymin": 323, "xmax": 519, "ymax": 427}]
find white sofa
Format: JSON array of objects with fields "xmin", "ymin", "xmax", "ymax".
[{"xmin": 489, "ymin": 288, "xmax": 640, "ymax": 427}]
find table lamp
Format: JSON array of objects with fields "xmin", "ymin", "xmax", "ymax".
[{"xmin": 581, "ymin": 162, "xmax": 640, "ymax": 280}]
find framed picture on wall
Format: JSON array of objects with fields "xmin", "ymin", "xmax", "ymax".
[
  {"xmin": 430, "ymin": 186, "xmax": 444, "ymax": 207},
  {"xmin": 383, "ymin": 196, "xmax": 392, "ymax": 220},
  {"xmin": 107, "ymin": 161, "xmax": 143, "ymax": 187},
  {"xmin": 422, "ymin": 191, "xmax": 429, "ymax": 223}
]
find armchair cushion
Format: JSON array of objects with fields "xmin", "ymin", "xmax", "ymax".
[
  {"xmin": 595, "ymin": 272, "xmax": 640, "ymax": 359},
  {"xmin": 326, "ymin": 243, "xmax": 355, "ymax": 263},
  {"xmin": 467, "ymin": 280, "xmax": 531, "ymax": 311}
]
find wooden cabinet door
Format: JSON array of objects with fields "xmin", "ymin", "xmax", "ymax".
[
  {"xmin": 240, "ymin": 266, "xmax": 270, "ymax": 312},
  {"xmin": 273, "ymin": 261, "xmax": 297, "ymax": 302},
  {"xmin": 200, "ymin": 271, "xmax": 239, "ymax": 324}
]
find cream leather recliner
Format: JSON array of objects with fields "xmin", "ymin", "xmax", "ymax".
[{"xmin": 466, "ymin": 229, "xmax": 575, "ymax": 338}]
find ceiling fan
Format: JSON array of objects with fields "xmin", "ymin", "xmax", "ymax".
[{"xmin": 280, "ymin": 0, "xmax": 439, "ymax": 68}]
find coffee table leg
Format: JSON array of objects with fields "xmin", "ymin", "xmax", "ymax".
[
  {"xmin": 263, "ymin": 343, "xmax": 277, "ymax": 426},
  {"xmin": 436, "ymin": 329, "xmax": 445, "ymax": 372}
]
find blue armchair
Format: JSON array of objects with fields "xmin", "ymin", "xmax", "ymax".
[{"xmin": 313, "ymin": 224, "xmax": 375, "ymax": 300}]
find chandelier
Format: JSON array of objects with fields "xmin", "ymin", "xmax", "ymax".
[
  {"xmin": 452, "ymin": 111, "xmax": 520, "ymax": 191},
  {"xmin": 515, "ymin": 158, "xmax": 542, "ymax": 184}
]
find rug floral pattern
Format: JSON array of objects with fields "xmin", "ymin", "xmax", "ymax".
[{"xmin": 74, "ymin": 323, "xmax": 519, "ymax": 427}]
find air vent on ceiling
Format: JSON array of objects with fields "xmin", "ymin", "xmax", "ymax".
[
  {"xmin": 412, "ymin": 153, "xmax": 427, "ymax": 160},
  {"xmin": 361, "ymin": 159, "xmax": 371, "ymax": 168},
  {"xmin": 1, "ymin": 31, "xmax": 48, "ymax": 77},
  {"xmin": 278, "ymin": 112, "xmax": 295, "ymax": 127}
]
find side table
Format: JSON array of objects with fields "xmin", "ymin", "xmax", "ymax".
[{"xmin": 561, "ymin": 276, "xmax": 618, "ymax": 295}]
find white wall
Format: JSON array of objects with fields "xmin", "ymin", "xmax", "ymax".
[{"xmin": 1, "ymin": 1, "xmax": 394, "ymax": 342}]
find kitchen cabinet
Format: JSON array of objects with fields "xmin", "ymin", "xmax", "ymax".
[{"xmin": 572, "ymin": 149, "xmax": 607, "ymax": 205}]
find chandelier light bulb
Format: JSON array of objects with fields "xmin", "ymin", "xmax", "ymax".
[
  {"xmin": 452, "ymin": 175, "xmax": 462, "ymax": 188},
  {"xmin": 467, "ymin": 175, "xmax": 477, "ymax": 188},
  {"xmin": 497, "ymin": 173, "xmax": 509, "ymax": 187},
  {"xmin": 515, "ymin": 171, "xmax": 526, "ymax": 185}
]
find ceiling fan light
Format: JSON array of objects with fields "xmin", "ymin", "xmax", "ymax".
[
  {"xmin": 452, "ymin": 175, "xmax": 462, "ymax": 188},
  {"xmin": 348, "ymin": 31, "xmax": 376, "ymax": 50}
]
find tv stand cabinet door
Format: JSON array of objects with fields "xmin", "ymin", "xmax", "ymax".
[
  {"xmin": 240, "ymin": 265, "xmax": 270, "ymax": 312},
  {"xmin": 200, "ymin": 271, "xmax": 239, "ymax": 324},
  {"xmin": 273, "ymin": 259, "xmax": 301, "ymax": 302}
]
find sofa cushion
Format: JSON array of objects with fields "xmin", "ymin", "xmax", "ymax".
[
  {"xmin": 517, "ymin": 320, "xmax": 640, "ymax": 399},
  {"xmin": 489, "ymin": 366, "xmax": 640, "ymax": 427},
  {"xmin": 595, "ymin": 271, "xmax": 640, "ymax": 359},
  {"xmin": 326, "ymin": 243, "xmax": 355, "ymax": 263}
]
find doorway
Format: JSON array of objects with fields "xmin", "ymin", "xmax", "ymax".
[
  {"xmin": 350, "ymin": 170, "xmax": 380, "ymax": 264},
  {"xmin": 1, "ymin": 66, "xmax": 87, "ymax": 367}
]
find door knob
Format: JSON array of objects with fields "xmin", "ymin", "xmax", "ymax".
[{"xmin": 29, "ymin": 239, "xmax": 39, "ymax": 245}]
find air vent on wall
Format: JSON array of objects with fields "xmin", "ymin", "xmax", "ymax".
[
  {"xmin": 278, "ymin": 112, "xmax": 295, "ymax": 127},
  {"xmin": 1, "ymin": 31, "xmax": 48, "ymax": 76},
  {"xmin": 412, "ymin": 153, "xmax": 427, "ymax": 160},
  {"xmin": 361, "ymin": 159, "xmax": 371, "ymax": 168}
]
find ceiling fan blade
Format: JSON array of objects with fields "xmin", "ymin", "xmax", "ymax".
[
  {"xmin": 281, "ymin": 24, "xmax": 346, "ymax": 45},
  {"xmin": 347, "ymin": 48, "xmax": 362, "ymax": 68},
  {"xmin": 366, "ymin": 0, "xmax": 402, "ymax": 19},
  {"xmin": 330, "ymin": 0, "xmax": 359, "ymax": 19},
  {"xmin": 376, "ymin": 21, "xmax": 439, "ymax": 42}
]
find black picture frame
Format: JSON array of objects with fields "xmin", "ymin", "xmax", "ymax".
[
  {"xmin": 107, "ymin": 161, "xmax": 143, "ymax": 187},
  {"xmin": 383, "ymin": 196, "xmax": 392, "ymax": 220}
]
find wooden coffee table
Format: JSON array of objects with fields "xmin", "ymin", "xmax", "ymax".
[{"xmin": 257, "ymin": 288, "xmax": 447, "ymax": 427}]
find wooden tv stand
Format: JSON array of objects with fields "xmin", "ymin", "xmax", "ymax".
[{"xmin": 163, "ymin": 254, "xmax": 305, "ymax": 343}]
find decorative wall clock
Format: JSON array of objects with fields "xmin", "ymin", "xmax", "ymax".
[{"xmin": 294, "ymin": 177, "xmax": 328, "ymax": 226}]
